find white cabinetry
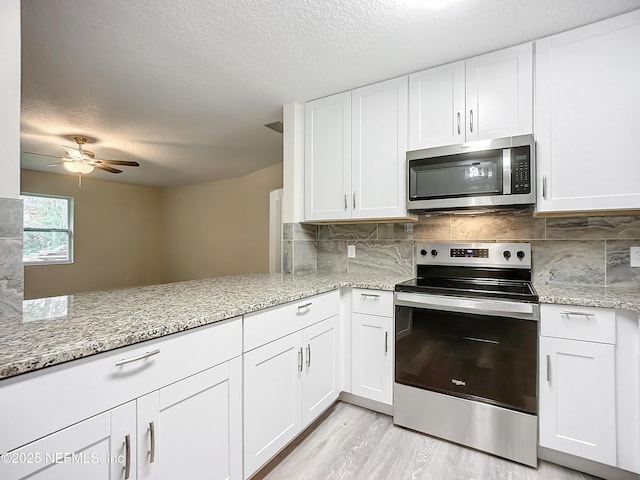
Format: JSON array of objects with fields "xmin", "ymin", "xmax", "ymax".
[
  {"xmin": 0, "ymin": 318, "xmax": 243, "ymax": 480},
  {"xmin": 538, "ymin": 304, "xmax": 640, "ymax": 472},
  {"xmin": 243, "ymin": 292, "xmax": 339, "ymax": 479},
  {"xmin": 409, "ymin": 43, "xmax": 532, "ymax": 150},
  {"xmin": 351, "ymin": 289, "xmax": 394, "ymax": 405},
  {"xmin": 137, "ymin": 360, "xmax": 242, "ymax": 480},
  {"xmin": 304, "ymin": 92, "xmax": 351, "ymax": 221},
  {"xmin": 305, "ymin": 77, "xmax": 412, "ymax": 222},
  {"xmin": 535, "ymin": 10, "xmax": 640, "ymax": 213}
]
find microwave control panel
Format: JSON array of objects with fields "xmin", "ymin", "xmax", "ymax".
[{"xmin": 511, "ymin": 147, "xmax": 531, "ymax": 194}]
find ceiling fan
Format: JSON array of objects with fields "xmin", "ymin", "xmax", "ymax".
[{"xmin": 24, "ymin": 135, "xmax": 140, "ymax": 175}]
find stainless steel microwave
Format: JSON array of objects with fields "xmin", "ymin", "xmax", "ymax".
[{"xmin": 407, "ymin": 134, "xmax": 535, "ymax": 212}]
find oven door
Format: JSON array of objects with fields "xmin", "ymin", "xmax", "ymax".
[{"xmin": 394, "ymin": 292, "xmax": 538, "ymax": 414}]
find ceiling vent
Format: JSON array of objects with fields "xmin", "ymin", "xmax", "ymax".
[{"xmin": 264, "ymin": 121, "xmax": 283, "ymax": 134}]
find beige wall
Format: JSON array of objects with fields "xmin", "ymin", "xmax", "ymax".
[
  {"xmin": 21, "ymin": 170, "xmax": 164, "ymax": 299},
  {"xmin": 162, "ymin": 162, "xmax": 283, "ymax": 282}
]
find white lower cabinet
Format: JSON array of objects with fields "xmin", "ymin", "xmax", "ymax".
[
  {"xmin": 0, "ymin": 318, "xmax": 243, "ymax": 480},
  {"xmin": 351, "ymin": 289, "xmax": 394, "ymax": 406},
  {"xmin": 243, "ymin": 310, "xmax": 338, "ymax": 479},
  {"xmin": 539, "ymin": 336, "xmax": 616, "ymax": 465},
  {"xmin": 1, "ymin": 402, "xmax": 135, "ymax": 480},
  {"xmin": 137, "ymin": 360, "xmax": 242, "ymax": 480},
  {"xmin": 538, "ymin": 304, "xmax": 640, "ymax": 474}
]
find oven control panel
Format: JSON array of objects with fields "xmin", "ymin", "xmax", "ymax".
[
  {"xmin": 450, "ymin": 248, "xmax": 489, "ymax": 258},
  {"xmin": 417, "ymin": 242, "xmax": 531, "ymax": 268}
]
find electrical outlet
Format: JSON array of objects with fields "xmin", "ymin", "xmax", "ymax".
[
  {"xmin": 347, "ymin": 245, "xmax": 356, "ymax": 258},
  {"xmin": 631, "ymin": 247, "xmax": 640, "ymax": 267}
]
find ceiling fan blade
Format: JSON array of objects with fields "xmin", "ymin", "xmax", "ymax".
[
  {"xmin": 94, "ymin": 164, "xmax": 122, "ymax": 174},
  {"xmin": 96, "ymin": 159, "xmax": 140, "ymax": 167},
  {"xmin": 21, "ymin": 151, "xmax": 62, "ymax": 159},
  {"xmin": 45, "ymin": 162, "xmax": 65, "ymax": 167}
]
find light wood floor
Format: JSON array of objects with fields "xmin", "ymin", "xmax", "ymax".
[{"xmin": 255, "ymin": 402, "xmax": 597, "ymax": 480}]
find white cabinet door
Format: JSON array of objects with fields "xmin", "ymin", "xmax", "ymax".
[
  {"xmin": 539, "ymin": 336, "xmax": 616, "ymax": 466},
  {"xmin": 409, "ymin": 61, "xmax": 465, "ymax": 149},
  {"xmin": 535, "ymin": 10, "xmax": 640, "ymax": 213},
  {"xmin": 408, "ymin": 43, "xmax": 531, "ymax": 150},
  {"xmin": 352, "ymin": 77, "xmax": 408, "ymax": 219},
  {"xmin": 138, "ymin": 359, "xmax": 242, "ymax": 480},
  {"xmin": 243, "ymin": 333, "xmax": 303, "ymax": 479},
  {"xmin": 0, "ymin": 402, "xmax": 135, "ymax": 480},
  {"xmin": 302, "ymin": 316, "xmax": 339, "ymax": 426},
  {"xmin": 466, "ymin": 43, "xmax": 532, "ymax": 141},
  {"xmin": 304, "ymin": 91, "xmax": 351, "ymax": 221},
  {"xmin": 352, "ymin": 313, "xmax": 393, "ymax": 405}
]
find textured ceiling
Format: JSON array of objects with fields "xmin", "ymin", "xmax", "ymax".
[{"xmin": 20, "ymin": 0, "xmax": 640, "ymax": 187}]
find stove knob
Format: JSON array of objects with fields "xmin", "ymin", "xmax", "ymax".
[
  {"xmin": 517, "ymin": 250, "xmax": 525, "ymax": 260},
  {"xmin": 431, "ymin": 249, "xmax": 438, "ymax": 257},
  {"xmin": 420, "ymin": 249, "xmax": 427, "ymax": 256},
  {"xmin": 503, "ymin": 250, "xmax": 512, "ymax": 260}
]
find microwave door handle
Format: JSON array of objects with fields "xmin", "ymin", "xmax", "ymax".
[{"xmin": 502, "ymin": 149, "xmax": 511, "ymax": 195}]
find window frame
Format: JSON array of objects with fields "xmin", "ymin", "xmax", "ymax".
[{"xmin": 21, "ymin": 193, "xmax": 74, "ymax": 266}]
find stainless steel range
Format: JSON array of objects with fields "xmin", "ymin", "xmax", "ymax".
[{"xmin": 393, "ymin": 242, "xmax": 539, "ymax": 467}]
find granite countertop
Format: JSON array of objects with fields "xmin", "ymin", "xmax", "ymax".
[
  {"xmin": 535, "ymin": 283, "xmax": 640, "ymax": 313},
  {"xmin": 1, "ymin": 272, "xmax": 638, "ymax": 382},
  {"xmin": 0, "ymin": 272, "xmax": 409, "ymax": 381}
]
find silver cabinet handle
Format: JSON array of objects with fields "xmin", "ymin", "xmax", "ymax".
[
  {"xmin": 353, "ymin": 192, "xmax": 356, "ymax": 209},
  {"xmin": 115, "ymin": 349, "xmax": 160, "ymax": 367},
  {"xmin": 297, "ymin": 302, "xmax": 312, "ymax": 311},
  {"xmin": 344, "ymin": 193, "xmax": 347, "ymax": 210},
  {"xmin": 298, "ymin": 347, "xmax": 303, "ymax": 372},
  {"xmin": 306, "ymin": 344, "xmax": 311, "ymax": 367},
  {"xmin": 149, "ymin": 421, "xmax": 156, "ymax": 464},
  {"xmin": 124, "ymin": 434, "xmax": 131, "ymax": 479},
  {"xmin": 360, "ymin": 293, "xmax": 380, "ymax": 299},
  {"xmin": 546, "ymin": 355, "xmax": 551, "ymax": 383},
  {"xmin": 384, "ymin": 331, "xmax": 388, "ymax": 354},
  {"xmin": 542, "ymin": 175, "xmax": 547, "ymax": 199},
  {"xmin": 469, "ymin": 109, "xmax": 474, "ymax": 133},
  {"xmin": 560, "ymin": 311, "xmax": 595, "ymax": 318},
  {"xmin": 457, "ymin": 112, "xmax": 461, "ymax": 135}
]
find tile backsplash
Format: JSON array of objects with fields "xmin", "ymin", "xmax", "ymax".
[
  {"xmin": 0, "ymin": 197, "xmax": 23, "ymax": 314},
  {"xmin": 284, "ymin": 211, "xmax": 640, "ymax": 290}
]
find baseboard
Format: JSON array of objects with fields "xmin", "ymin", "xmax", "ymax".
[
  {"xmin": 338, "ymin": 391, "xmax": 393, "ymax": 416},
  {"xmin": 538, "ymin": 446, "xmax": 639, "ymax": 480}
]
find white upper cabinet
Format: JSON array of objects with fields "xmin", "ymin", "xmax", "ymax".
[
  {"xmin": 409, "ymin": 61, "xmax": 465, "ymax": 148},
  {"xmin": 305, "ymin": 77, "xmax": 412, "ymax": 222},
  {"xmin": 351, "ymin": 77, "xmax": 409, "ymax": 220},
  {"xmin": 305, "ymin": 92, "xmax": 351, "ymax": 221},
  {"xmin": 535, "ymin": 10, "xmax": 640, "ymax": 213},
  {"xmin": 409, "ymin": 42, "xmax": 532, "ymax": 150}
]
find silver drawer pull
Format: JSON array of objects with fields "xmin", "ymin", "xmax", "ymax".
[
  {"xmin": 559, "ymin": 311, "xmax": 595, "ymax": 318},
  {"xmin": 298, "ymin": 348, "xmax": 303, "ymax": 372},
  {"xmin": 115, "ymin": 349, "xmax": 160, "ymax": 367},
  {"xmin": 149, "ymin": 421, "xmax": 156, "ymax": 463},
  {"xmin": 360, "ymin": 293, "xmax": 380, "ymax": 299},
  {"xmin": 124, "ymin": 434, "xmax": 131, "ymax": 479},
  {"xmin": 297, "ymin": 302, "xmax": 312, "ymax": 311},
  {"xmin": 306, "ymin": 344, "xmax": 311, "ymax": 368},
  {"xmin": 384, "ymin": 331, "xmax": 388, "ymax": 354},
  {"xmin": 546, "ymin": 355, "xmax": 551, "ymax": 383}
]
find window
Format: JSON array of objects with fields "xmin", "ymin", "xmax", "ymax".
[{"xmin": 21, "ymin": 193, "xmax": 73, "ymax": 265}]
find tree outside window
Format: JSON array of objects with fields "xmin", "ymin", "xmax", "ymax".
[{"xmin": 21, "ymin": 194, "xmax": 73, "ymax": 265}]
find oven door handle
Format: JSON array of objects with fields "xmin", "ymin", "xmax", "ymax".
[{"xmin": 395, "ymin": 292, "xmax": 537, "ymax": 317}]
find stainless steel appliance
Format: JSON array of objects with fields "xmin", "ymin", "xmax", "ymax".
[
  {"xmin": 406, "ymin": 135, "xmax": 535, "ymax": 212},
  {"xmin": 393, "ymin": 242, "xmax": 539, "ymax": 467}
]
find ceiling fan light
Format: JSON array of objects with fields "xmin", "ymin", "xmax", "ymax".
[{"xmin": 64, "ymin": 162, "xmax": 94, "ymax": 174}]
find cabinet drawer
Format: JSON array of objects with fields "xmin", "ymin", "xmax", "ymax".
[
  {"xmin": 352, "ymin": 289, "xmax": 393, "ymax": 317},
  {"xmin": 0, "ymin": 317, "xmax": 242, "ymax": 454},
  {"xmin": 540, "ymin": 304, "xmax": 615, "ymax": 344},
  {"xmin": 244, "ymin": 290, "xmax": 340, "ymax": 352}
]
